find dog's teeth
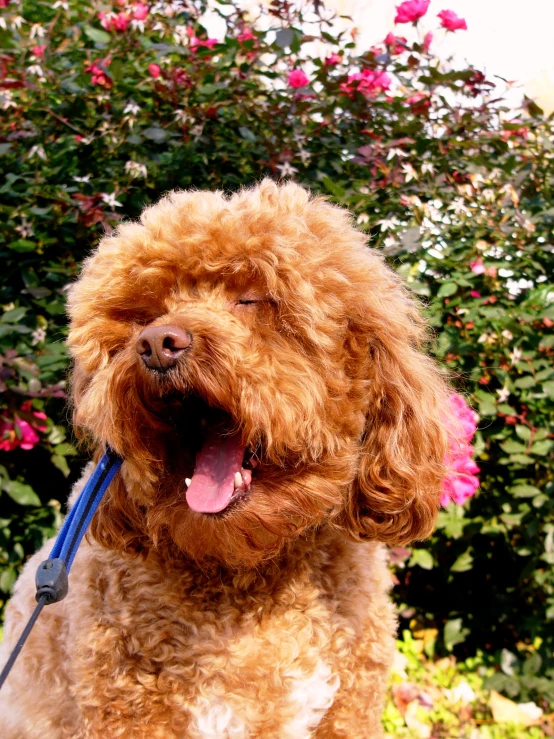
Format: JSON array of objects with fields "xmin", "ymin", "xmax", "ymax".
[
  {"xmin": 185, "ymin": 478, "xmax": 192, "ymax": 488},
  {"xmin": 234, "ymin": 471, "xmax": 243, "ymax": 489}
]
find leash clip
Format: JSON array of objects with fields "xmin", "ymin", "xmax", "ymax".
[{"xmin": 35, "ymin": 558, "xmax": 69, "ymax": 605}]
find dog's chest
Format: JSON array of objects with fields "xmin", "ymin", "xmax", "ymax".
[{"xmin": 70, "ymin": 550, "xmax": 348, "ymax": 738}]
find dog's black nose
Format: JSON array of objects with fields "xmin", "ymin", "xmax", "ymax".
[{"xmin": 136, "ymin": 325, "xmax": 192, "ymax": 371}]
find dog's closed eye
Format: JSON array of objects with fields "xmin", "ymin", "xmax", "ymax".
[{"xmin": 235, "ymin": 297, "xmax": 276, "ymax": 308}]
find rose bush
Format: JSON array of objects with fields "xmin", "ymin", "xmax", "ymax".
[{"xmin": 0, "ymin": 0, "xmax": 553, "ymax": 702}]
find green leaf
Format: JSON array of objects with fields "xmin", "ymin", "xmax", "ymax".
[
  {"xmin": 8, "ymin": 239, "xmax": 36, "ymax": 253},
  {"xmin": 444, "ymin": 618, "xmax": 469, "ymax": 651},
  {"xmin": 408, "ymin": 548, "xmax": 434, "ymax": 570},
  {"xmin": 321, "ymin": 176, "xmax": 345, "ymax": 198},
  {"xmin": 238, "ymin": 126, "xmax": 256, "ymax": 143},
  {"xmin": 530, "ymin": 440, "xmax": 553, "ymax": 456},
  {"xmin": 2, "ymin": 307, "xmax": 26, "ymax": 323},
  {"xmin": 514, "ymin": 375, "xmax": 536, "ymax": 389},
  {"xmin": 437, "ymin": 282, "xmax": 458, "ymax": 298},
  {"xmin": 142, "ymin": 127, "xmax": 169, "ymax": 143},
  {"xmin": 84, "ymin": 25, "xmax": 111, "ymax": 45},
  {"xmin": 509, "ymin": 484, "xmax": 542, "ymax": 498},
  {"xmin": 3, "ymin": 481, "xmax": 41, "ymax": 506},
  {"xmin": 543, "ymin": 381, "xmax": 554, "ymax": 399},
  {"xmin": 500, "ymin": 440, "xmax": 527, "ymax": 454},
  {"xmin": 450, "ymin": 549, "xmax": 473, "ymax": 572},
  {"xmin": 515, "ymin": 425, "xmax": 532, "ymax": 441},
  {"xmin": 51, "ymin": 454, "xmax": 71, "ymax": 477},
  {"xmin": 53, "ymin": 443, "xmax": 77, "ymax": 456},
  {"xmin": 0, "ymin": 568, "xmax": 16, "ymax": 593}
]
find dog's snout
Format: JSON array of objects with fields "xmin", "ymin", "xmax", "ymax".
[{"xmin": 136, "ymin": 324, "xmax": 192, "ymax": 371}]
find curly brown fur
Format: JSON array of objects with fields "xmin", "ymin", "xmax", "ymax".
[{"xmin": 0, "ymin": 181, "xmax": 452, "ymax": 738}]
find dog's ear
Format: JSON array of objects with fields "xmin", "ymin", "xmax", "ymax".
[{"xmin": 338, "ymin": 258, "xmax": 451, "ymax": 546}]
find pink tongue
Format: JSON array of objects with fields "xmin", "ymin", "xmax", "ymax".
[{"xmin": 186, "ymin": 430, "xmax": 246, "ymax": 513}]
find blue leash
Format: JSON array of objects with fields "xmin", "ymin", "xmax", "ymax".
[{"xmin": 0, "ymin": 449, "xmax": 122, "ymax": 690}]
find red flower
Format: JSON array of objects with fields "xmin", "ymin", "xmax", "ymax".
[
  {"xmin": 148, "ymin": 63, "xmax": 161, "ymax": 78},
  {"xmin": 394, "ymin": 0, "xmax": 430, "ymax": 24},
  {"xmin": 98, "ymin": 11, "xmax": 131, "ymax": 33},
  {"xmin": 237, "ymin": 28, "xmax": 256, "ymax": 43},
  {"xmin": 0, "ymin": 403, "xmax": 48, "ymax": 453},
  {"xmin": 85, "ymin": 58, "xmax": 112, "ymax": 87},
  {"xmin": 340, "ymin": 68, "xmax": 391, "ymax": 98},
  {"xmin": 288, "ymin": 69, "xmax": 310, "ymax": 88},
  {"xmin": 190, "ymin": 37, "xmax": 219, "ymax": 53},
  {"xmin": 384, "ymin": 32, "xmax": 407, "ymax": 54},
  {"xmin": 438, "ymin": 9, "xmax": 468, "ymax": 31},
  {"xmin": 324, "ymin": 52, "xmax": 342, "ymax": 66},
  {"xmin": 133, "ymin": 3, "xmax": 149, "ymax": 21},
  {"xmin": 31, "ymin": 45, "xmax": 47, "ymax": 58},
  {"xmin": 423, "ymin": 31, "xmax": 433, "ymax": 51}
]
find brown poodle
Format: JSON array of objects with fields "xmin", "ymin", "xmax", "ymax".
[{"xmin": 0, "ymin": 181, "xmax": 451, "ymax": 738}]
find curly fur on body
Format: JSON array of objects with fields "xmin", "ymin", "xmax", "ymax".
[{"xmin": 0, "ymin": 181, "xmax": 452, "ymax": 738}]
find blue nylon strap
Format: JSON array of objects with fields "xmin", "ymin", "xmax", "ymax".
[
  {"xmin": 49, "ymin": 449, "xmax": 122, "ymax": 573},
  {"xmin": 0, "ymin": 449, "xmax": 123, "ymax": 692}
]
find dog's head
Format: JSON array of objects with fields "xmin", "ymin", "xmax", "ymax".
[{"xmin": 68, "ymin": 180, "xmax": 450, "ymax": 567}]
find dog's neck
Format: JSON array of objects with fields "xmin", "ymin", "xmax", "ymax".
[{"xmin": 129, "ymin": 524, "xmax": 347, "ymax": 592}]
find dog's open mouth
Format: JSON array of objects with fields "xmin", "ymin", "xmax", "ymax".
[
  {"xmin": 170, "ymin": 395, "xmax": 258, "ymax": 515},
  {"xmin": 185, "ymin": 427, "xmax": 256, "ymax": 514}
]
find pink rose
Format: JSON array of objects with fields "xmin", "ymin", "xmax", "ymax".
[
  {"xmin": 237, "ymin": 28, "xmax": 256, "ymax": 43},
  {"xmin": 470, "ymin": 290, "xmax": 481, "ymax": 298},
  {"xmin": 16, "ymin": 420, "xmax": 41, "ymax": 451},
  {"xmin": 394, "ymin": 0, "xmax": 430, "ymax": 24},
  {"xmin": 0, "ymin": 404, "xmax": 48, "ymax": 452},
  {"xmin": 470, "ymin": 256, "xmax": 485, "ymax": 275},
  {"xmin": 340, "ymin": 68, "xmax": 391, "ymax": 98},
  {"xmin": 438, "ymin": 9, "xmax": 467, "ymax": 31},
  {"xmin": 190, "ymin": 37, "xmax": 219, "ymax": 53},
  {"xmin": 324, "ymin": 52, "xmax": 342, "ymax": 66},
  {"xmin": 31, "ymin": 45, "xmax": 47, "ymax": 58},
  {"xmin": 423, "ymin": 31, "xmax": 433, "ymax": 51},
  {"xmin": 288, "ymin": 69, "xmax": 310, "ymax": 88},
  {"xmin": 85, "ymin": 58, "xmax": 112, "ymax": 87},
  {"xmin": 448, "ymin": 394, "xmax": 479, "ymax": 443},
  {"xmin": 99, "ymin": 11, "xmax": 130, "ymax": 33},
  {"xmin": 441, "ymin": 394, "xmax": 480, "ymax": 507},
  {"xmin": 133, "ymin": 3, "xmax": 149, "ymax": 21},
  {"xmin": 148, "ymin": 63, "xmax": 161, "ymax": 78},
  {"xmin": 384, "ymin": 32, "xmax": 407, "ymax": 54}
]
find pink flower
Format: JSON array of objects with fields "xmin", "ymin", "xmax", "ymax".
[
  {"xmin": 148, "ymin": 63, "xmax": 161, "ymax": 78},
  {"xmin": 288, "ymin": 69, "xmax": 310, "ymax": 88},
  {"xmin": 384, "ymin": 32, "xmax": 407, "ymax": 54},
  {"xmin": 85, "ymin": 58, "xmax": 112, "ymax": 87},
  {"xmin": 16, "ymin": 420, "xmax": 41, "ymax": 450},
  {"xmin": 441, "ymin": 394, "xmax": 480, "ymax": 507},
  {"xmin": 340, "ymin": 68, "xmax": 391, "ymax": 98},
  {"xmin": 438, "ymin": 9, "xmax": 467, "ymax": 31},
  {"xmin": 31, "ymin": 45, "xmax": 47, "ymax": 58},
  {"xmin": 448, "ymin": 394, "xmax": 479, "ymax": 443},
  {"xmin": 423, "ymin": 31, "xmax": 433, "ymax": 51},
  {"xmin": 0, "ymin": 404, "xmax": 48, "ymax": 452},
  {"xmin": 470, "ymin": 256, "xmax": 485, "ymax": 275},
  {"xmin": 237, "ymin": 28, "xmax": 256, "ymax": 43},
  {"xmin": 324, "ymin": 52, "xmax": 342, "ymax": 66},
  {"xmin": 99, "ymin": 11, "xmax": 131, "ymax": 33},
  {"xmin": 190, "ymin": 37, "xmax": 219, "ymax": 53},
  {"xmin": 394, "ymin": 0, "xmax": 430, "ymax": 24},
  {"xmin": 470, "ymin": 290, "xmax": 481, "ymax": 298},
  {"xmin": 133, "ymin": 3, "xmax": 149, "ymax": 21}
]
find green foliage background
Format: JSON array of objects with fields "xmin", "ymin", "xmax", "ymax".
[{"xmin": 0, "ymin": 0, "xmax": 553, "ymax": 702}]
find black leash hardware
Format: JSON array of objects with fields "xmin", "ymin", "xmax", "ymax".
[
  {"xmin": 0, "ymin": 449, "xmax": 122, "ymax": 691},
  {"xmin": 35, "ymin": 558, "xmax": 69, "ymax": 604}
]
